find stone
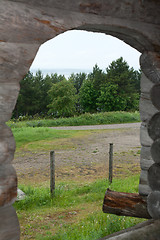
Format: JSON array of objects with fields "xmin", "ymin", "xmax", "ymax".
[{"xmin": 17, "ymin": 189, "xmax": 26, "ymax": 201}]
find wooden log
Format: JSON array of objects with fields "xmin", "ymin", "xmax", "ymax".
[
  {"xmin": 139, "ymin": 170, "xmax": 148, "ymax": 185},
  {"xmin": 0, "ymin": 205, "xmax": 20, "ymax": 240},
  {"xmin": 99, "ymin": 220, "xmax": 160, "ymax": 240},
  {"xmin": 0, "ymin": 124, "xmax": 16, "ymax": 164},
  {"xmin": 151, "ymin": 138, "xmax": 160, "ymax": 164},
  {"xmin": 139, "ymin": 93, "xmax": 158, "ymax": 122},
  {"xmin": 140, "ymin": 158, "xmax": 154, "ymax": 171},
  {"xmin": 148, "ymin": 163, "xmax": 160, "ymax": 191},
  {"xmin": 140, "ymin": 122, "xmax": 153, "ymax": 147},
  {"xmin": 103, "ymin": 188, "xmax": 151, "ymax": 219},
  {"xmin": 140, "ymin": 72, "xmax": 154, "ymax": 94},
  {"xmin": 0, "ymin": 164, "xmax": 17, "ymax": 207},
  {"xmin": 150, "ymin": 84, "xmax": 160, "ymax": 110},
  {"xmin": 140, "ymin": 52, "xmax": 160, "ymax": 84},
  {"xmin": 147, "ymin": 191, "xmax": 160, "ymax": 219},
  {"xmin": 148, "ymin": 112, "xmax": 160, "ymax": 141},
  {"xmin": 139, "ymin": 184, "xmax": 152, "ymax": 196},
  {"xmin": 140, "ymin": 146, "xmax": 154, "ymax": 171}
]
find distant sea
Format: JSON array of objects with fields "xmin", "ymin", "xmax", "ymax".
[{"xmin": 30, "ymin": 68, "xmax": 92, "ymax": 79}]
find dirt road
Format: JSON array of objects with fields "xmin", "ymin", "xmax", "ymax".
[{"xmin": 13, "ymin": 123, "xmax": 141, "ymax": 185}]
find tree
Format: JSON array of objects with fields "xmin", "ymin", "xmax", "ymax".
[
  {"xmin": 79, "ymin": 79, "xmax": 97, "ymax": 113},
  {"xmin": 97, "ymin": 83, "xmax": 127, "ymax": 111},
  {"xmin": 79, "ymin": 65, "xmax": 107, "ymax": 112},
  {"xmin": 48, "ymin": 80, "xmax": 77, "ymax": 117},
  {"xmin": 105, "ymin": 57, "xmax": 140, "ymax": 110},
  {"xmin": 68, "ymin": 72, "xmax": 86, "ymax": 94}
]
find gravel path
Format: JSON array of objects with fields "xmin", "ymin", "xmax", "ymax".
[{"xmin": 50, "ymin": 122, "xmax": 141, "ymax": 130}]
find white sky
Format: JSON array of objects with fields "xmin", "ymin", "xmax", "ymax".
[{"xmin": 30, "ymin": 30, "xmax": 141, "ymax": 73}]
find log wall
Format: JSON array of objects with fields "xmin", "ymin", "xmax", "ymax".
[{"xmin": 0, "ymin": 0, "xmax": 160, "ymax": 239}]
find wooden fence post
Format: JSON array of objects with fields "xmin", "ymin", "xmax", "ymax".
[
  {"xmin": 50, "ymin": 150, "xmax": 55, "ymax": 198},
  {"xmin": 109, "ymin": 143, "xmax": 113, "ymax": 184}
]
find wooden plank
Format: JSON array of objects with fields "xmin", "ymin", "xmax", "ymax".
[{"xmin": 103, "ymin": 188, "xmax": 151, "ymax": 219}]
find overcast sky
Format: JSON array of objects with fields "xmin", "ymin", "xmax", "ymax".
[{"xmin": 30, "ymin": 30, "xmax": 141, "ymax": 73}]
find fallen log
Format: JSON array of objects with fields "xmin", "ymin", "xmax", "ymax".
[{"xmin": 103, "ymin": 189, "xmax": 151, "ymax": 219}]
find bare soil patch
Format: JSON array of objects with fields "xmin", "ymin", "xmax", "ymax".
[{"xmin": 13, "ymin": 124, "xmax": 141, "ymax": 185}]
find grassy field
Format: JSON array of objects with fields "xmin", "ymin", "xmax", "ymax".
[
  {"xmin": 11, "ymin": 112, "xmax": 142, "ymax": 239},
  {"xmin": 14, "ymin": 176, "xmax": 144, "ymax": 240},
  {"xmin": 8, "ymin": 111, "xmax": 140, "ymax": 128}
]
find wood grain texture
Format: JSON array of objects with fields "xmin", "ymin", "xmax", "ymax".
[
  {"xmin": 0, "ymin": 124, "xmax": 16, "ymax": 164},
  {"xmin": 148, "ymin": 112, "xmax": 160, "ymax": 141},
  {"xmin": 150, "ymin": 84, "xmax": 160, "ymax": 110},
  {"xmin": 0, "ymin": 164, "xmax": 17, "ymax": 207},
  {"xmin": 147, "ymin": 191, "xmax": 160, "ymax": 219},
  {"xmin": 151, "ymin": 138, "xmax": 160, "ymax": 164},
  {"xmin": 0, "ymin": 205, "xmax": 20, "ymax": 240},
  {"xmin": 139, "ymin": 184, "xmax": 152, "ymax": 196},
  {"xmin": 140, "ymin": 122, "xmax": 153, "ymax": 147},
  {"xmin": 148, "ymin": 163, "xmax": 160, "ymax": 191},
  {"xmin": 100, "ymin": 220, "xmax": 160, "ymax": 240},
  {"xmin": 103, "ymin": 188, "xmax": 151, "ymax": 219},
  {"xmin": 140, "ymin": 72, "xmax": 154, "ymax": 94},
  {"xmin": 139, "ymin": 93, "xmax": 158, "ymax": 122}
]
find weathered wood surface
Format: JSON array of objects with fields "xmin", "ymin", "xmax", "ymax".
[
  {"xmin": 103, "ymin": 189, "xmax": 151, "ymax": 219},
  {"xmin": 148, "ymin": 112, "xmax": 160, "ymax": 141},
  {"xmin": 140, "ymin": 72, "xmax": 154, "ymax": 94},
  {"xmin": 151, "ymin": 138, "xmax": 160, "ymax": 164},
  {"xmin": 147, "ymin": 191, "xmax": 160, "ymax": 219},
  {"xmin": 0, "ymin": 164, "xmax": 17, "ymax": 207},
  {"xmin": 139, "ymin": 93, "xmax": 158, "ymax": 122},
  {"xmin": 140, "ymin": 122, "xmax": 153, "ymax": 147},
  {"xmin": 0, "ymin": 82, "xmax": 20, "ymax": 122},
  {"xmin": 0, "ymin": 205, "xmax": 20, "ymax": 240},
  {"xmin": 140, "ymin": 146, "xmax": 154, "ymax": 170},
  {"xmin": 139, "ymin": 170, "xmax": 149, "ymax": 185},
  {"xmin": 140, "ymin": 158, "xmax": 154, "ymax": 171},
  {"xmin": 0, "ymin": 124, "xmax": 16, "ymax": 164},
  {"xmin": 148, "ymin": 163, "xmax": 160, "ymax": 191},
  {"xmin": 150, "ymin": 84, "xmax": 160, "ymax": 110},
  {"xmin": 139, "ymin": 184, "xmax": 152, "ymax": 196},
  {"xmin": 99, "ymin": 220, "xmax": 160, "ymax": 240},
  {"xmin": 140, "ymin": 52, "xmax": 160, "ymax": 84}
]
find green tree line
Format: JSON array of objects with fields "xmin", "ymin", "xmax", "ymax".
[{"xmin": 13, "ymin": 57, "xmax": 141, "ymax": 118}]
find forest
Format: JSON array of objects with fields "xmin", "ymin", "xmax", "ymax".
[{"xmin": 13, "ymin": 57, "xmax": 141, "ymax": 118}]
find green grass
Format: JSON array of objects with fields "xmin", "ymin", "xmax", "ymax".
[
  {"xmin": 12, "ymin": 127, "xmax": 81, "ymax": 149},
  {"xmin": 14, "ymin": 175, "xmax": 144, "ymax": 240},
  {"xmin": 8, "ymin": 111, "xmax": 140, "ymax": 129}
]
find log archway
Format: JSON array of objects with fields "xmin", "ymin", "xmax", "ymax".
[{"xmin": 0, "ymin": 1, "xmax": 160, "ymax": 239}]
